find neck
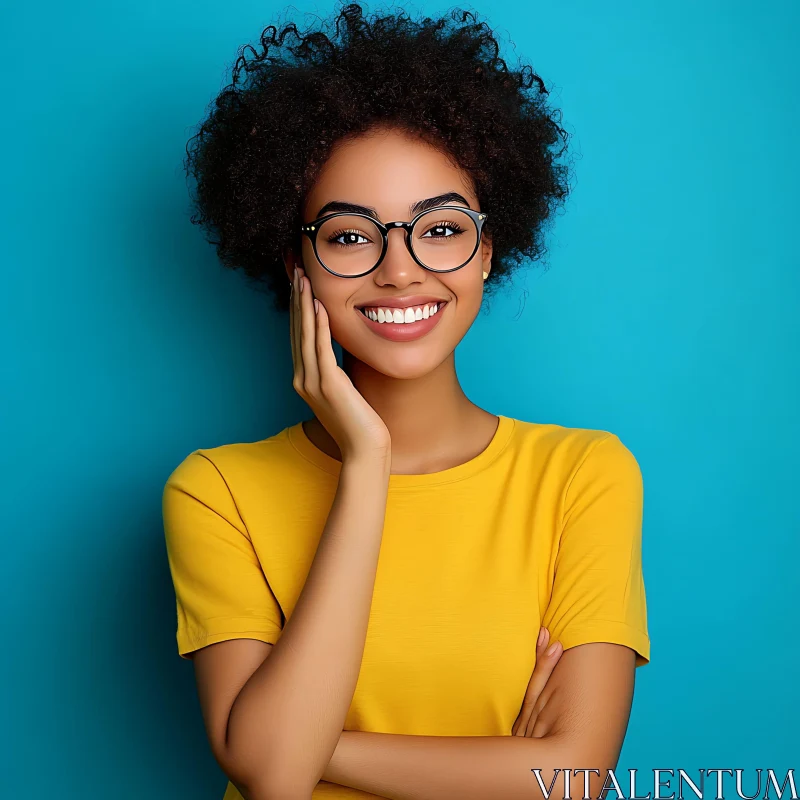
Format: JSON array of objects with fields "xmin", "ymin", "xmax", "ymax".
[
  {"xmin": 344, "ymin": 348, "xmax": 480, "ymax": 457},
  {"xmin": 304, "ymin": 349, "xmax": 495, "ymax": 471}
]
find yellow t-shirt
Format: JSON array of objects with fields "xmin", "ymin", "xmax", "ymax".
[{"xmin": 163, "ymin": 414, "xmax": 650, "ymax": 800}]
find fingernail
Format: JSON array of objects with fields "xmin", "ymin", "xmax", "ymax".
[
  {"xmin": 546, "ymin": 641, "xmax": 561, "ymax": 657},
  {"xmin": 314, "ymin": 298, "xmax": 319, "ymax": 314},
  {"xmin": 293, "ymin": 267, "xmax": 298, "ymax": 283},
  {"xmin": 537, "ymin": 628, "xmax": 545, "ymax": 647}
]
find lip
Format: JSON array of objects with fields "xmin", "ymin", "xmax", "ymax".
[
  {"xmin": 356, "ymin": 295, "xmax": 448, "ymax": 310},
  {"xmin": 356, "ymin": 301, "xmax": 448, "ymax": 342}
]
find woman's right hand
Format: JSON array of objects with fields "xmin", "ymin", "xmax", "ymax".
[{"xmin": 290, "ymin": 265, "xmax": 392, "ymax": 462}]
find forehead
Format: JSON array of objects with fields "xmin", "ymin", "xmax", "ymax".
[{"xmin": 304, "ymin": 128, "xmax": 477, "ymax": 220}]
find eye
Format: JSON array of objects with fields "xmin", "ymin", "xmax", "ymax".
[
  {"xmin": 420, "ymin": 221, "xmax": 465, "ymax": 239},
  {"xmin": 327, "ymin": 229, "xmax": 373, "ymax": 247}
]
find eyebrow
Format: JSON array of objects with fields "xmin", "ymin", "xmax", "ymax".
[{"xmin": 312, "ymin": 191, "xmax": 472, "ymax": 221}]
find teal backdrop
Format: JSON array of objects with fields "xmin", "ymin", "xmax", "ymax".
[{"xmin": 3, "ymin": 0, "xmax": 798, "ymax": 796}]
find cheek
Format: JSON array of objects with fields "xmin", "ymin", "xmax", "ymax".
[
  {"xmin": 304, "ymin": 267, "xmax": 345, "ymax": 313},
  {"xmin": 448, "ymin": 275, "xmax": 483, "ymax": 313},
  {"xmin": 312, "ymin": 288, "xmax": 354, "ymax": 340},
  {"xmin": 325, "ymin": 306, "xmax": 353, "ymax": 340}
]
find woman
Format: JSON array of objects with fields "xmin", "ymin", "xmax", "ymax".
[{"xmin": 163, "ymin": 4, "xmax": 651, "ymax": 799}]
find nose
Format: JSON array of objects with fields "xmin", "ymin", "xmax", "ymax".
[{"xmin": 374, "ymin": 224, "xmax": 425, "ymax": 284}]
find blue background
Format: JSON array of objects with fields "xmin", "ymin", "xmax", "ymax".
[{"xmin": 3, "ymin": 0, "xmax": 797, "ymax": 796}]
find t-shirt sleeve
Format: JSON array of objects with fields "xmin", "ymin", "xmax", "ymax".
[
  {"xmin": 162, "ymin": 450, "xmax": 284, "ymax": 660},
  {"xmin": 541, "ymin": 433, "xmax": 651, "ymax": 667}
]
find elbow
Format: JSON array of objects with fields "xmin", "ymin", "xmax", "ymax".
[
  {"xmin": 237, "ymin": 773, "xmax": 313, "ymax": 800},
  {"xmin": 215, "ymin": 708, "xmax": 320, "ymax": 799},
  {"xmin": 216, "ymin": 750, "xmax": 313, "ymax": 800}
]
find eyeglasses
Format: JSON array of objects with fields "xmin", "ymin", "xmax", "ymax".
[{"xmin": 299, "ymin": 205, "xmax": 489, "ymax": 278}]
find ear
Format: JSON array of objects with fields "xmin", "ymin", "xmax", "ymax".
[{"xmin": 480, "ymin": 231, "xmax": 493, "ymax": 275}]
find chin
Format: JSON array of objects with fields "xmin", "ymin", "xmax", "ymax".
[
  {"xmin": 330, "ymin": 332, "xmax": 437, "ymax": 376},
  {"xmin": 373, "ymin": 358, "xmax": 445, "ymax": 380}
]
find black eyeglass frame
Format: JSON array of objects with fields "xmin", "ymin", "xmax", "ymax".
[{"xmin": 299, "ymin": 205, "xmax": 489, "ymax": 279}]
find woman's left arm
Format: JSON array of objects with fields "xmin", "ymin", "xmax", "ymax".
[{"xmin": 322, "ymin": 641, "xmax": 636, "ymax": 800}]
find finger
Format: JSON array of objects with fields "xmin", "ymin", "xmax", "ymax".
[
  {"xmin": 513, "ymin": 634, "xmax": 562, "ymax": 737},
  {"xmin": 524, "ymin": 706, "xmax": 540, "ymax": 738},
  {"xmin": 512, "ymin": 627, "xmax": 549, "ymax": 736},
  {"xmin": 522, "ymin": 641, "xmax": 563, "ymax": 737},
  {"xmin": 291, "ymin": 267, "xmax": 304, "ymax": 384},
  {"xmin": 537, "ymin": 627, "xmax": 550, "ymax": 656},
  {"xmin": 290, "ymin": 269, "xmax": 300, "ymax": 379},
  {"xmin": 314, "ymin": 300, "xmax": 339, "ymax": 380},
  {"xmin": 527, "ymin": 627, "xmax": 551, "ymax": 696},
  {"xmin": 511, "ymin": 711, "xmax": 529, "ymax": 736},
  {"xmin": 527, "ymin": 640, "xmax": 563, "ymax": 702},
  {"xmin": 297, "ymin": 269, "xmax": 320, "ymax": 393}
]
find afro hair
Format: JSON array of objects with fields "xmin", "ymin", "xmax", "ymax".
[{"xmin": 183, "ymin": 1, "xmax": 574, "ymax": 312}]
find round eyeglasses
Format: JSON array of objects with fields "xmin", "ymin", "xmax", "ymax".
[{"xmin": 299, "ymin": 205, "xmax": 489, "ymax": 278}]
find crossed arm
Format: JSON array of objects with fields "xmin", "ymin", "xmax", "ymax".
[
  {"xmin": 316, "ymin": 641, "xmax": 637, "ymax": 800},
  {"xmin": 194, "ymin": 633, "xmax": 637, "ymax": 800}
]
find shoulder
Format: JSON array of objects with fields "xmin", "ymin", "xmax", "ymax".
[
  {"xmin": 163, "ymin": 425, "xmax": 299, "ymax": 497},
  {"xmin": 505, "ymin": 416, "xmax": 639, "ymax": 482}
]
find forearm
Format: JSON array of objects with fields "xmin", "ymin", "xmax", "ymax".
[
  {"xmin": 227, "ymin": 455, "xmax": 391, "ymax": 797},
  {"xmin": 321, "ymin": 730, "xmax": 604, "ymax": 800}
]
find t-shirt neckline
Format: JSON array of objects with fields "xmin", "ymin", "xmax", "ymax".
[{"xmin": 287, "ymin": 414, "xmax": 516, "ymax": 488}]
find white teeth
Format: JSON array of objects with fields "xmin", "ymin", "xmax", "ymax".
[{"xmin": 363, "ymin": 303, "xmax": 443, "ymax": 324}]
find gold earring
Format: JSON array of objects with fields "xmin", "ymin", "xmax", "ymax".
[{"xmin": 483, "ymin": 271, "xmax": 489, "ymax": 280}]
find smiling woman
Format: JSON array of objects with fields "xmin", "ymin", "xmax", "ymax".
[{"xmin": 163, "ymin": 3, "xmax": 650, "ymax": 799}]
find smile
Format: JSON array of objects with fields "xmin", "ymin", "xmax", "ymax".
[{"xmin": 356, "ymin": 301, "xmax": 449, "ymax": 342}]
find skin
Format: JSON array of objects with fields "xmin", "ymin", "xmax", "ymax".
[
  {"xmin": 289, "ymin": 125, "xmax": 501, "ymax": 475},
  {"xmin": 191, "ymin": 125, "xmax": 639, "ymax": 799}
]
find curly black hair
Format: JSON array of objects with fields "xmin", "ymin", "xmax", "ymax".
[{"xmin": 183, "ymin": 1, "xmax": 574, "ymax": 312}]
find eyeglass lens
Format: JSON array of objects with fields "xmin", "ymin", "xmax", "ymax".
[{"xmin": 314, "ymin": 208, "xmax": 479, "ymax": 275}]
